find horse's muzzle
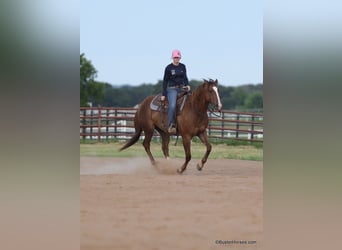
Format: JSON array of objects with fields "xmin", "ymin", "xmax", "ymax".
[{"xmin": 217, "ymin": 104, "xmax": 222, "ymax": 112}]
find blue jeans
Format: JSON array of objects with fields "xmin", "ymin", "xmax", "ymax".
[{"xmin": 167, "ymin": 87, "xmax": 181, "ymax": 127}]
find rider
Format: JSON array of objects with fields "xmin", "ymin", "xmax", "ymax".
[{"xmin": 161, "ymin": 49, "xmax": 191, "ymax": 134}]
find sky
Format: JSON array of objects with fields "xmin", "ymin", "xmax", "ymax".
[{"xmin": 81, "ymin": 0, "xmax": 262, "ymax": 86}]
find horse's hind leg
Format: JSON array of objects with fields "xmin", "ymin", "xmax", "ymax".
[
  {"xmin": 197, "ymin": 132, "xmax": 212, "ymax": 171},
  {"xmin": 143, "ymin": 130, "xmax": 156, "ymax": 165}
]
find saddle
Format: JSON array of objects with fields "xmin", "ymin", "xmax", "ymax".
[{"xmin": 150, "ymin": 91, "xmax": 189, "ymax": 115}]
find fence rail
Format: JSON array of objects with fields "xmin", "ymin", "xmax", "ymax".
[{"xmin": 80, "ymin": 107, "xmax": 263, "ymax": 142}]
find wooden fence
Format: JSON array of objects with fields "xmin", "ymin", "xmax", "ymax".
[{"xmin": 80, "ymin": 107, "xmax": 263, "ymax": 142}]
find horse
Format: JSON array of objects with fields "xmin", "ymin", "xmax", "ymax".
[{"xmin": 119, "ymin": 79, "xmax": 222, "ymax": 173}]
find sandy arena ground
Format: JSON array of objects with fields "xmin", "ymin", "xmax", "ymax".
[{"xmin": 81, "ymin": 157, "xmax": 263, "ymax": 250}]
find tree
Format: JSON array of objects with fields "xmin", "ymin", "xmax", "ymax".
[
  {"xmin": 80, "ymin": 53, "xmax": 104, "ymax": 106},
  {"xmin": 219, "ymin": 86, "xmax": 234, "ymax": 109},
  {"xmin": 231, "ymin": 87, "xmax": 247, "ymax": 109},
  {"xmin": 244, "ymin": 92, "xmax": 263, "ymax": 109}
]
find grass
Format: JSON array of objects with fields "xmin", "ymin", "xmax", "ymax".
[{"xmin": 80, "ymin": 139, "xmax": 263, "ymax": 161}]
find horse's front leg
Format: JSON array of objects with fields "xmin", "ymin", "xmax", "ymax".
[
  {"xmin": 197, "ymin": 131, "xmax": 212, "ymax": 171},
  {"xmin": 177, "ymin": 136, "xmax": 191, "ymax": 174},
  {"xmin": 155, "ymin": 127, "xmax": 170, "ymax": 159}
]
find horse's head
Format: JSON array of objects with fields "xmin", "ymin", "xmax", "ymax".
[{"xmin": 203, "ymin": 79, "xmax": 222, "ymax": 112}]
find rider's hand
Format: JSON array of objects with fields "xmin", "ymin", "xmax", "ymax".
[
  {"xmin": 161, "ymin": 96, "xmax": 165, "ymax": 101},
  {"xmin": 185, "ymin": 85, "xmax": 191, "ymax": 91}
]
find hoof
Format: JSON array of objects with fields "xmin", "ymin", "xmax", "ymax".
[
  {"xmin": 197, "ymin": 163, "xmax": 202, "ymax": 171},
  {"xmin": 177, "ymin": 168, "xmax": 183, "ymax": 174}
]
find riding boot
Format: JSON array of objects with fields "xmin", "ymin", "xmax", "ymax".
[{"xmin": 168, "ymin": 124, "xmax": 177, "ymax": 135}]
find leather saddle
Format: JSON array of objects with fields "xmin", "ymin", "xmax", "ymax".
[{"xmin": 150, "ymin": 92, "xmax": 189, "ymax": 115}]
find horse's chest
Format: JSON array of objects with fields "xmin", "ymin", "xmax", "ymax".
[{"xmin": 179, "ymin": 114, "xmax": 207, "ymax": 132}]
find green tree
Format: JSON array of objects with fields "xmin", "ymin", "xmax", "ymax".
[
  {"xmin": 80, "ymin": 53, "xmax": 104, "ymax": 106},
  {"xmin": 219, "ymin": 86, "xmax": 234, "ymax": 109},
  {"xmin": 231, "ymin": 87, "xmax": 247, "ymax": 109},
  {"xmin": 152, "ymin": 80, "xmax": 163, "ymax": 95},
  {"xmin": 244, "ymin": 92, "xmax": 263, "ymax": 109}
]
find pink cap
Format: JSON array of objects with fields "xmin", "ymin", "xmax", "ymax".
[{"xmin": 172, "ymin": 49, "xmax": 181, "ymax": 58}]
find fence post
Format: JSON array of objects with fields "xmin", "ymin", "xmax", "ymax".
[
  {"xmin": 221, "ymin": 111, "xmax": 224, "ymax": 138},
  {"xmin": 90, "ymin": 108, "xmax": 93, "ymax": 140},
  {"xmin": 97, "ymin": 105, "xmax": 102, "ymax": 142},
  {"xmin": 114, "ymin": 108, "xmax": 117, "ymax": 139},
  {"xmin": 236, "ymin": 113, "xmax": 240, "ymax": 139},
  {"xmin": 106, "ymin": 108, "xmax": 109, "ymax": 140},
  {"xmin": 82, "ymin": 109, "xmax": 86, "ymax": 140},
  {"xmin": 208, "ymin": 112, "xmax": 212, "ymax": 137},
  {"xmin": 251, "ymin": 114, "xmax": 255, "ymax": 141}
]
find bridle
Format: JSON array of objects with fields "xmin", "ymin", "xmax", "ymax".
[
  {"xmin": 207, "ymin": 82, "xmax": 222, "ymax": 117},
  {"xmin": 208, "ymin": 103, "xmax": 222, "ymax": 117}
]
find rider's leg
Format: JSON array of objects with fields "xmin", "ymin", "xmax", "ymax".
[{"xmin": 167, "ymin": 88, "xmax": 177, "ymax": 128}]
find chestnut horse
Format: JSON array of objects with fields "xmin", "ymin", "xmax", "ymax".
[{"xmin": 120, "ymin": 79, "xmax": 222, "ymax": 173}]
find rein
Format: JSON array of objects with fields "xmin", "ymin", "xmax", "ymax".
[{"xmin": 208, "ymin": 103, "xmax": 222, "ymax": 117}]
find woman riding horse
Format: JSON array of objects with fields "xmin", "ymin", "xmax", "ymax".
[{"xmin": 161, "ymin": 49, "xmax": 191, "ymax": 134}]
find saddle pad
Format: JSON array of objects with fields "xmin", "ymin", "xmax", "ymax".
[
  {"xmin": 150, "ymin": 94, "xmax": 167, "ymax": 111},
  {"xmin": 149, "ymin": 93, "xmax": 188, "ymax": 113}
]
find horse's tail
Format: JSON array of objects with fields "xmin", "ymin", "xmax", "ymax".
[
  {"xmin": 119, "ymin": 113, "xmax": 142, "ymax": 151},
  {"xmin": 119, "ymin": 128, "xmax": 142, "ymax": 151}
]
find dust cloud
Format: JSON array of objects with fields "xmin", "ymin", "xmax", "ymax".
[{"xmin": 80, "ymin": 157, "xmax": 182, "ymax": 175}]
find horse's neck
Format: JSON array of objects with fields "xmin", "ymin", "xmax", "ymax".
[{"xmin": 189, "ymin": 88, "xmax": 209, "ymax": 113}]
